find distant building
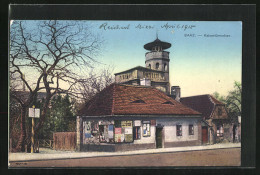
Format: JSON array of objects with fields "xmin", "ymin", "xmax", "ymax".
[
  {"xmin": 77, "ymin": 84, "xmax": 202, "ymax": 152},
  {"xmin": 115, "ymin": 37, "xmax": 172, "ymax": 95},
  {"xmin": 181, "ymin": 95, "xmax": 239, "ymax": 144}
]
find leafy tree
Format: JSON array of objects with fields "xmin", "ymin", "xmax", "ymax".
[
  {"xmin": 213, "ymin": 81, "xmax": 241, "ymax": 120},
  {"xmin": 225, "ymin": 81, "xmax": 241, "ymax": 118},
  {"xmin": 38, "ymin": 94, "xmax": 76, "ymax": 140}
]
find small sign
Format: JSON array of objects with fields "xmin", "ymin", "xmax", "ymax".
[
  {"xmin": 151, "ymin": 120, "xmax": 156, "ymax": 126},
  {"xmin": 29, "ymin": 108, "xmax": 34, "ymax": 117},
  {"xmin": 134, "ymin": 120, "xmax": 141, "ymax": 126},
  {"xmin": 121, "ymin": 121, "xmax": 132, "ymax": 127},
  {"xmin": 29, "ymin": 108, "xmax": 40, "ymax": 118},
  {"xmin": 34, "ymin": 109, "xmax": 40, "ymax": 118}
]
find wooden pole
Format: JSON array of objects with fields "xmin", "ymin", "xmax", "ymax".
[{"xmin": 31, "ymin": 105, "xmax": 35, "ymax": 153}]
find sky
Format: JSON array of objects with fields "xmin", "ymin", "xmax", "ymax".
[
  {"xmin": 91, "ymin": 21, "xmax": 242, "ymax": 97},
  {"xmin": 11, "ymin": 20, "xmax": 242, "ymax": 97}
]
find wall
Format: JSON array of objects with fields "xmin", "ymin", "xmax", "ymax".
[
  {"xmin": 133, "ymin": 125, "xmax": 156, "ymax": 144},
  {"xmin": 156, "ymin": 118, "xmax": 200, "ymax": 143},
  {"xmin": 211, "ymin": 105, "xmax": 229, "ymax": 119}
]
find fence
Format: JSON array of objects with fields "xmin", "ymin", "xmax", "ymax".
[
  {"xmin": 53, "ymin": 132, "xmax": 76, "ymax": 151},
  {"xmin": 38, "ymin": 139, "xmax": 53, "ymax": 148}
]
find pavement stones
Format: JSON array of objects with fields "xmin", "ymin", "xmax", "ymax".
[{"xmin": 9, "ymin": 142, "xmax": 241, "ymax": 162}]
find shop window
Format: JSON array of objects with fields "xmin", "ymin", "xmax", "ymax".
[
  {"xmin": 176, "ymin": 125, "xmax": 182, "ymax": 136},
  {"xmin": 143, "ymin": 121, "xmax": 151, "ymax": 137},
  {"xmin": 83, "ymin": 120, "xmax": 114, "ymax": 144},
  {"xmin": 156, "ymin": 63, "xmax": 159, "ymax": 69},
  {"xmin": 133, "ymin": 127, "xmax": 141, "ymax": 140},
  {"xmin": 217, "ymin": 125, "xmax": 224, "ymax": 137},
  {"xmin": 189, "ymin": 124, "xmax": 194, "ymax": 135}
]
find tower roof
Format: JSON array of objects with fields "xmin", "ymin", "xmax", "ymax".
[{"xmin": 144, "ymin": 38, "xmax": 171, "ymax": 51}]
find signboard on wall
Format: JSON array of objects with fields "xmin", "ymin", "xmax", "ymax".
[
  {"xmin": 134, "ymin": 120, "xmax": 141, "ymax": 126},
  {"xmin": 84, "ymin": 121, "xmax": 92, "ymax": 138},
  {"xmin": 115, "ymin": 128, "xmax": 121, "ymax": 134},
  {"xmin": 151, "ymin": 120, "xmax": 156, "ymax": 126},
  {"xmin": 124, "ymin": 127, "xmax": 132, "ymax": 134},
  {"xmin": 121, "ymin": 121, "xmax": 132, "ymax": 127},
  {"xmin": 108, "ymin": 125, "xmax": 114, "ymax": 139},
  {"xmin": 125, "ymin": 134, "xmax": 133, "ymax": 142}
]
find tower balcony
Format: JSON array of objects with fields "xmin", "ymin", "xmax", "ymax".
[{"xmin": 145, "ymin": 51, "xmax": 169, "ymax": 61}]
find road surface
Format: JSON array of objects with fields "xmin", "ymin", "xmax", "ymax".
[{"xmin": 10, "ymin": 148, "xmax": 240, "ymax": 167}]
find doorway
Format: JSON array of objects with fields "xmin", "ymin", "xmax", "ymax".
[
  {"xmin": 156, "ymin": 127, "xmax": 163, "ymax": 148},
  {"xmin": 233, "ymin": 125, "xmax": 237, "ymax": 142},
  {"xmin": 202, "ymin": 126, "xmax": 208, "ymax": 144}
]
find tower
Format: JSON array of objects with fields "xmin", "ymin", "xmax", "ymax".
[{"xmin": 144, "ymin": 36, "xmax": 171, "ymax": 94}]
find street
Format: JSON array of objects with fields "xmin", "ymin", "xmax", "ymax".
[{"xmin": 9, "ymin": 148, "xmax": 240, "ymax": 167}]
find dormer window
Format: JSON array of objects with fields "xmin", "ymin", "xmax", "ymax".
[
  {"xmin": 162, "ymin": 101, "xmax": 174, "ymax": 105},
  {"xmin": 131, "ymin": 99, "xmax": 145, "ymax": 104}
]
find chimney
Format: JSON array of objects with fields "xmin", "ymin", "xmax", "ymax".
[{"xmin": 171, "ymin": 86, "xmax": 181, "ymax": 102}]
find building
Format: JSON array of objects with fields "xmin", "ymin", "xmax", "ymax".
[
  {"xmin": 77, "ymin": 84, "xmax": 202, "ymax": 152},
  {"xmin": 181, "ymin": 95, "xmax": 238, "ymax": 144},
  {"xmin": 115, "ymin": 37, "xmax": 172, "ymax": 95}
]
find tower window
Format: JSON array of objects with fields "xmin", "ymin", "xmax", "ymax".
[
  {"xmin": 164, "ymin": 63, "xmax": 168, "ymax": 71},
  {"xmin": 148, "ymin": 64, "xmax": 151, "ymax": 69},
  {"xmin": 156, "ymin": 63, "xmax": 159, "ymax": 69}
]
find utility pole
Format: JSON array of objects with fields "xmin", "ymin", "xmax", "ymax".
[{"xmin": 31, "ymin": 105, "xmax": 35, "ymax": 153}]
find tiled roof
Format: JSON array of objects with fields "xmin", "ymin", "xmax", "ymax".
[
  {"xmin": 78, "ymin": 84, "xmax": 201, "ymax": 116},
  {"xmin": 180, "ymin": 95, "xmax": 224, "ymax": 119}
]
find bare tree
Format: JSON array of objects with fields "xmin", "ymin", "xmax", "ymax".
[
  {"xmin": 77, "ymin": 66, "xmax": 115, "ymax": 103},
  {"xmin": 10, "ymin": 20, "xmax": 102, "ymax": 152}
]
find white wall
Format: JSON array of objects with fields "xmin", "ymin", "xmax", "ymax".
[{"xmin": 157, "ymin": 118, "xmax": 200, "ymax": 142}]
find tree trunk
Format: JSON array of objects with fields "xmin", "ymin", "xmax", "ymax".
[{"xmin": 15, "ymin": 107, "xmax": 26, "ymax": 152}]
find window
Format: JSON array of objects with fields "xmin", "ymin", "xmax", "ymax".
[
  {"xmin": 131, "ymin": 99, "xmax": 145, "ymax": 103},
  {"xmin": 162, "ymin": 101, "xmax": 174, "ymax": 105},
  {"xmin": 148, "ymin": 64, "xmax": 151, "ymax": 69},
  {"xmin": 143, "ymin": 121, "xmax": 151, "ymax": 137},
  {"xmin": 217, "ymin": 125, "xmax": 224, "ymax": 137},
  {"xmin": 189, "ymin": 124, "xmax": 194, "ymax": 135},
  {"xmin": 164, "ymin": 63, "xmax": 168, "ymax": 71},
  {"xmin": 133, "ymin": 127, "xmax": 141, "ymax": 140},
  {"xmin": 176, "ymin": 125, "xmax": 182, "ymax": 136},
  {"xmin": 156, "ymin": 63, "xmax": 159, "ymax": 69}
]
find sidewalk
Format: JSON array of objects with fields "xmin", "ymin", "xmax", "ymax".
[{"xmin": 9, "ymin": 142, "xmax": 241, "ymax": 162}]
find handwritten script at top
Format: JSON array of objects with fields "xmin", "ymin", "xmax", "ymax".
[{"xmin": 99, "ymin": 22, "xmax": 196, "ymax": 31}]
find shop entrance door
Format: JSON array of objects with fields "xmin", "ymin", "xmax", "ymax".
[
  {"xmin": 156, "ymin": 127, "xmax": 163, "ymax": 148},
  {"xmin": 202, "ymin": 126, "xmax": 208, "ymax": 144}
]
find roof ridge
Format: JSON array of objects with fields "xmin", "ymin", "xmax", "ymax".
[
  {"xmin": 207, "ymin": 94, "xmax": 216, "ymax": 105},
  {"xmin": 181, "ymin": 94, "xmax": 210, "ymax": 99}
]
